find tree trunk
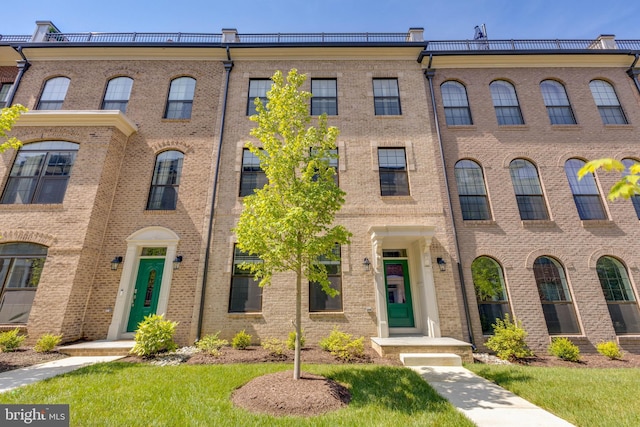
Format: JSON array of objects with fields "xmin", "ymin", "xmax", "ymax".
[{"xmin": 294, "ymin": 266, "xmax": 302, "ymax": 380}]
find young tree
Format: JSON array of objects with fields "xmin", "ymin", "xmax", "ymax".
[
  {"xmin": 578, "ymin": 158, "xmax": 640, "ymax": 201},
  {"xmin": 233, "ymin": 69, "xmax": 350, "ymax": 380},
  {"xmin": 0, "ymin": 104, "xmax": 28, "ymax": 152}
]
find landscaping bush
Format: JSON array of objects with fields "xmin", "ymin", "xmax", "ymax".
[
  {"xmin": 34, "ymin": 333, "xmax": 62, "ymax": 353},
  {"xmin": 195, "ymin": 332, "xmax": 228, "ymax": 356},
  {"xmin": 319, "ymin": 327, "xmax": 365, "ymax": 361},
  {"xmin": 0, "ymin": 328, "xmax": 26, "ymax": 352},
  {"xmin": 231, "ymin": 330, "xmax": 252, "ymax": 350},
  {"xmin": 261, "ymin": 337, "xmax": 287, "ymax": 357},
  {"xmin": 596, "ymin": 340, "xmax": 624, "ymax": 360},
  {"xmin": 485, "ymin": 314, "xmax": 533, "ymax": 361},
  {"xmin": 548, "ymin": 337, "xmax": 581, "ymax": 362},
  {"xmin": 130, "ymin": 314, "xmax": 178, "ymax": 357},
  {"xmin": 287, "ymin": 330, "xmax": 305, "ymax": 350}
]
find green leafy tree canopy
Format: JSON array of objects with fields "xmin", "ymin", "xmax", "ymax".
[
  {"xmin": 578, "ymin": 158, "xmax": 640, "ymax": 201},
  {"xmin": 0, "ymin": 104, "xmax": 28, "ymax": 152}
]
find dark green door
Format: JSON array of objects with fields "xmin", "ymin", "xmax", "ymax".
[
  {"xmin": 127, "ymin": 259, "xmax": 165, "ymax": 332},
  {"xmin": 384, "ymin": 260, "xmax": 414, "ymax": 327}
]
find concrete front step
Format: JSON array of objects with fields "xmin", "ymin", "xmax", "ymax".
[
  {"xmin": 371, "ymin": 336, "xmax": 473, "ymax": 363},
  {"xmin": 58, "ymin": 340, "xmax": 134, "ymax": 357},
  {"xmin": 400, "ymin": 352, "xmax": 462, "ymax": 367}
]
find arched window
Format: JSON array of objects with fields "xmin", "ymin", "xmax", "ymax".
[
  {"xmin": 540, "ymin": 80, "xmax": 576, "ymax": 124},
  {"xmin": 509, "ymin": 159, "xmax": 549, "ymax": 220},
  {"xmin": 621, "ymin": 158, "xmax": 640, "ymax": 219},
  {"xmin": 37, "ymin": 77, "xmax": 70, "ymax": 110},
  {"xmin": 0, "ymin": 243, "xmax": 47, "ymax": 324},
  {"xmin": 564, "ymin": 158, "xmax": 607, "ymax": 220},
  {"xmin": 533, "ymin": 256, "xmax": 580, "ymax": 335},
  {"xmin": 454, "ymin": 159, "xmax": 491, "ymax": 220},
  {"xmin": 596, "ymin": 256, "xmax": 640, "ymax": 334},
  {"xmin": 1, "ymin": 141, "xmax": 79, "ymax": 204},
  {"xmin": 441, "ymin": 81, "xmax": 472, "ymax": 125},
  {"xmin": 589, "ymin": 80, "xmax": 627, "ymax": 124},
  {"xmin": 102, "ymin": 77, "xmax": 133, "ymax": 113},
  {"xmin": 471, "ymin": 256, "xmax": 510, "ymax": 334},
  {"xmin": 489, "ymin": 80, "xmax": 524, "ymax": 125},
  {"xmin": 164, "ymin": 77, "xmax": 196, "ymax": 119},
  {"xmin": 146, "ymin": 150, "xmax": 184, "ymax": 210}
]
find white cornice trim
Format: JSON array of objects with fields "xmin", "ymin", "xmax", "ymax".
[{"xmin": 14, "ymin": 110, "xmax": 138, "ymax": 136}]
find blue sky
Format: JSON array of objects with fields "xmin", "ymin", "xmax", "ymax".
[{"xmin": 3, "ymin": 0, "xmax": 639, "ymax": 40}]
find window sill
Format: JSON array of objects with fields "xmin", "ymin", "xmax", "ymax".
[
  {"xmin": 0, "ymin": 203, "xmax": 64, "ymax": 212},
  {"xmin": 603, "ymin": 124, "xmax": 633, "ymax": 129},
  {"xmin": 521, "ymin": 220, "xmax": 555, "ymax": 228},
  {"xmin": 446, "ymin": 125, "xmax": 476, "ymax": 131},
  {"xmin": 380, "ymin": 195, "xmax": 416, "ymax": 204},
  {"xmin": 550, "ymin": 124, "xmax": 581, "ymax": 131},
  {"xmin": 144, "ymin": 209, "xmax": 177, "ymax": 215},
  {"xmin": 227, "ymin": 313, "xmax": 263, "ymax": 318},
  {"xmin": 309, "ymin": 311, "xmax": 345, "ymax": 316},
  {"xmin": 374, "ymin": 115, "xmax": 403, "ymax": 119},
  {"xmin": 161, "ymin": 118, "xmax": 191, "ymax": 122},
  {"xmin": 581, "ymin": 219, "xmax": 614, "ymax": 228},
  {"xmin": 496, "ymin": 125, "xmax": 529, "ymax": 131},
  {"xmin": 462, "ymin": 220, "xmax": 496, "ymax": 227}
]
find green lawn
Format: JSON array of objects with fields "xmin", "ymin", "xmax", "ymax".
[
  {"xmin": 0, "ymin": 363, "xmax": 474, "ymax": 427},
  {"xmin": 467, "ymin": 364, "xmax": 640, "ymax": 427}
]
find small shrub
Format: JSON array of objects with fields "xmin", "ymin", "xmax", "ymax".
[
  {"xmin": 34, "ymin": 333, "xmax": 62, "ymax": 353},
  {"xmin": 485, "ymin": 314, "xmax": 533, "ymax": 361},
  {"xmin": 319, "ymin": 327, "xmax": 365, "ymax": 361},
  {"xmin": 0, "ymin": 329, "xmax": 26, "ymax": 352},
  {"xmin": 261, "ymin": 338, "xmax": 287, "ymax": 357},
  {"xmin": 130, "ymin": 314, "xmax": 178, "ymax": 357},
  {"xmin": 596, "ymin": 340, "xmax": 623, "ymax": 360},
  {"xmin": 548, "ymin": 337, "xmax": 581, "ymax": 362},
  {"xmin": 231, "ymin": 330, "xmax": 252, "ymax": 350},
  {"xmin": 195, "ymin": 332, "xmax": 228, "ymax": 356},
  {"xmin": 287, "ymin": 330, "xmax": 305, "ymax": 350}
]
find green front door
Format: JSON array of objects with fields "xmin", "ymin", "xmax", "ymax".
[
  {"xmin": 384, "ymin": 260, "xmax": 415, "ymax": 327},
  {"xmin": 127, "ymin": 259, "xmax": 165, "ymax": 332}
]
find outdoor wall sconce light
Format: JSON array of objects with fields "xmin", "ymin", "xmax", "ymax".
[
  {"xmin": 111, "ymin": 256, "xmax": 123, "ymax": 271},
  {"xmin": 363, "ymin": 258, "xmax": 371, "ymax": 272},
  {"xmin": 173, "ymin": 255, "xmax": 183, "ymax": 270},
  {"xmin": 436, "ymin": 257, "xmax": 446, "ymax": 272}
]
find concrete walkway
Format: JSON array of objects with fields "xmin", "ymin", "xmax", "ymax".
[
  {"xmin": 0, "ymin": 356, "xmax": 123, "ymax": 393},
  {"xmin": 410, "ymin": 365, "xmax": 575, "ymax": 427}
]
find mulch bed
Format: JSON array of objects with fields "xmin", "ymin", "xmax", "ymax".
[{"xmin": 0, "ymin": 349, "xmax": 67, "ymax": 373}]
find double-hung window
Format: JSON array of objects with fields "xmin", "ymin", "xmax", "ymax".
[
  {"xmin": 373, "ymin": 79, "xmax": 401, "ymax": 115},
  {"xmin": 489, "ymin": 80, "xmax": 524, "ymax": 125},
  {"xmin": 247, "ymin": 79, "xmax": 272, "ymax": 116},
  {"xmin": 0, "ymin": 83, "xmax": 13, "ymax": 108},
  {"xmin": 102, "ymin": 77, "xmax": 133, "ymax": 113},
  {"xmin": 540, "ymin": 80, "xmax": 576, "ymax": 125},
  {"xmin": 229, "ymin": 246, "xmax": 263, "ymax": 313},
  {"xmin": 441, "ymin": 81, "xmax": 472, "ymax": 125},
  {"xmin": 471, "ymin": 256, "xmax": 510, "ymax": 335},
  {"xmin": 454, "ymin": 159, "xmax": 491, "ymax": 220},
  {"xmin": 164, "ymin": 77, "xmax": 195, "ymax": 119},
  {"xmin": 1, "ymin": 141, "xmax": 78, "ymax": 204},
  {"xmin": 589, "ymin": 80, "xmax": 627, "ymax": 124},
  {"xmin": 147, "ymin": 150, "xmax": 184, "ymax": 210},
  {"xmin": 509, "ymin": 159, "xmax": 549, "ymax": 220},
  {"xmin": 311, "ymin": 79, "xmax": 337, "ymax": 116},
  {"xmin": 534, "ymin": 256, "xmax": 581, "ymax": 335},
  {"xmin": 378, "ymin": 148, "xmax": 409, "ymax": 196},
  {"xmin": 239, "ymin": 149, "xmax": 267, "ymax": 197},
  {"xmin": 564, "ymin": 158, "xmax": 607, "ymax": 220},
  {"xmin": 596, "ymin": 256, "xmax": 640, "ymax": 334},
  {"xmin": 37, "ymin": 77, "xmax": 70, "ymax": 110},
  {"xmin": 309, "ymin": 245, "xmax": 342, "ymax": 312}
]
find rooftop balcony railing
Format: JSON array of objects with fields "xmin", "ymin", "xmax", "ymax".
[
  {"xmin": 423, "ymin": 39, "xmax": 640, "ymax": 51},
  {"xmin": 0, "ymin": 35, "xmax": 31, "ymax": 42}
]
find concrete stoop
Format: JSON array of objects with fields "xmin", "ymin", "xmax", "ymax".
[
  {"xmin": 371, "ymin": 336, "xmax": 473, "ymax": 363},
  {"xmin": 400, "ymin": 352, "xmax": 462, "ymax": 367},
  {"xmin": 58, "ymin": 340, "xmax": 134, "ymax": 357}
]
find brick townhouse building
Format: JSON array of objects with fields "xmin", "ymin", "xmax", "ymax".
[{"xmin": 0, "ymin": 21, "xmax": 639, "ymax": 355}]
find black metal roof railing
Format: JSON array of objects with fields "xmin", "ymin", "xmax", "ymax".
[
  {"xmin": 424, "ymin": 39, "xmax": 640, "ymax": 51},
  {"xmin": 0, "ymin": 35, "xmax": 31, "ymax": 42}
]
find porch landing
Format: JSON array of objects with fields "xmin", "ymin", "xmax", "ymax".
[
  {"xmin": 59, "ymin": 340, "xmax": 135, "ymax": 357},
  {"xmin": 371, "ymin": 336, "xmax": 473, "ymax": 363}
]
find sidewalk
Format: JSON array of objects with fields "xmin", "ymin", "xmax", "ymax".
[
  {"xmin": 0, "ymin": 356, "xmax": 124, "ymax": 393},
  {"xmin": 410, "ymin": 365, "xmax": 575, "ymax": 427}
]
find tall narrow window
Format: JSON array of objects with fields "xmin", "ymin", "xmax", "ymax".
[
  {"xmin": 597, "ymin": 256, "xmax": 640, "ymax": 334},
  {"xmin": 102, "ymin": 77, "xmax": 133, "ymax": 113},
  {"xmin": 441, "ymin": 81, "xmax": 472, "ymax": 125},
  {"xmin": 589, "ymin": 80, "xmax": 627, "ymax": 124},
  {"xmin": 247, "ymin": 79, "xmax": 272, "ymax": 116},
  {"xmin": 540, "ymin": 80, "xmax": 576, "ymax": 125},
  {"xmin": 534, "ymin": 256, "xmax": 581, "ymax": 335},
  {"xmin": 239, "ymin": 149, "xmax": 267, "ymax": 197},
  {"xmin": 1, "ymin": 141, "xmax": 78, "ymax": 204},
  {"xmin": 564, "ymin": 158, "xmax": 607, "ymax": 220},
  {"xmin": 509, "ymin": 159, "xmax": 549, "ymax": 220},
  {"xmin": 146, "ymin": 150, "xmax": 184, "ymax": 210},
  {"xmin": 229, "ymin": 246, "xmax": 263, "ymax": 313},
  {"xmin": 309, "ymin": 245, "xmax": 342, "ymax": 312},
  {"xmin": 454, "ymin": 159, "xmax": 491, "ymax": 220},
  {"xmin": 312, "ymin": 148, "xmax": 339, "ymax": 185},
  {"xmin": 164, "ymin": 77, "xmax": 195, "ymax": 119},
  {"xmin": 0, "ymin": 243, "xmax": 47, "ymax": 324},
  {"xmin": 472, "ymin": 257, "xmax": 510, "ymax": 335},
  {"xmin": 36, "ymin": 77, "xmax": 70, "ymax": 110},
  {"xmin": 378, "ymin": 148, "xmax": 409, "ymax": 196},
  {"xmin": 373, "ymin": 79, "xmax": 401, "ymax": 115},
  {"xmin": 311, "ymin": 79, "xmax": 337, "ymax": 116},
  {"xmin": 622, "ymin": 158, "xmax": 640, "ymax": 219},
  {"xmin": 489, "ymin": 80, "xmax": 524, "ymax": 125},
  {"xmin": 0, "ymin": 83, "xmax": 13, "ymax": 108}
]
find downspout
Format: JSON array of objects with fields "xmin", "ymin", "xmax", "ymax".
[
  {"xmin": 196, "ymin": 47, "xmax": 233, "ymax": 340},
  {"xmin": 423, "ymin": 55, "xmax": 475, "ymax": 348},
  {"xmin": 6, "ymin": 46, "xmax": 31, "ymax": 107},
  {"xmin": 626, "ymin": 53, "xmax": 640, "ymax": 95}
]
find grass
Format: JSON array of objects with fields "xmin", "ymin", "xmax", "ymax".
[
  {"xmin": 0, "ymin": 363, "xmax": 473, "ymax": 427},
  {"xmin": 467, "ymin": 364, "xmax": 640, "ymax": 427}
]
